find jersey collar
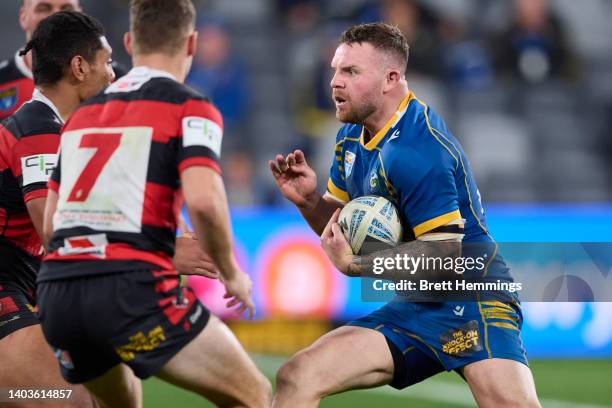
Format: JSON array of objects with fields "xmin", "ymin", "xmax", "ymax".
[
  {"xmin": 14, "ymin": 51, "xmax": 33, "ymax": 80},
  {"xmin": 360, "ymin": 92, "xmax": 414, "ymax": 151},
  {"xmin": 31, "ymin": 88, "xmax": 64, "ymax": 125},
  {"xmin": 127, "ymin": 66, "xmax": 176, "ymax": 81}
]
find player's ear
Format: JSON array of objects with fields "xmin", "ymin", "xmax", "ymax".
[
  {"xmin": 187, "ymin": 31, "xmax": 198, "ymax": 57},
  {"xmin": 384, "ymin": 69, "xmax": 402, "ymax": 92},
  {"xmin": 19, "ymin": 4, "xmax": 28, "ymax": 32},
  {"xmin": 69, "ymin": 55, "xmax": 87, "ymax": 82},
  {"xmin": 123, "ymin": 32, "xmax": 133, "ymax": 56}
]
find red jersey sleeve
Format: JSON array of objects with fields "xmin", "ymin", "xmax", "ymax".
[
  {"xmin": 177, "ymin": 98, "xmax": 223, "ymax": 175},
  {"xmin": 10, "ymin": 133, "xmax": 60, "ymax": 202}
]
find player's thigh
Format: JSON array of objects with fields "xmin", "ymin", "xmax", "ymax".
[
  {"xmin": 277, "ymin": 325, "xmax": 394, "ymax": 395},
  {"xmin": 83, "ymin": 364, "xmax": 141, "ymax": 408},
  {"xmin": 462, "ymin": 358, "xmax": 540, "ymax": 408},
  {"xmin": 0, "ymin": 325, "xmax": 96, "ymax": 408},
  {"xmin": 156, "ymin": 315, "xmax": 271, "ymax": 407}
]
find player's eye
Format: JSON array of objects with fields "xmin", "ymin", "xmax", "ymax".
[
  {"xmin": 61, "ymin": 5, "xmax": 76, "ymax": 11},
  {"xmin": 35, "ymin": 4, "xmax": 52, "ymax": 13}
]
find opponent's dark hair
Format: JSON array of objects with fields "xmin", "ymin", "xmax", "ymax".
[
  {"xmin": 130, "ymin": 0, "xmax": 196, "ymax": 56},
  {"xmin": 20, "ymin": 11, "xmax": 106, "ymax": 86},
  {"xmin": 340, "ymin": 23, "xmax": 410, "ymax": 73}
]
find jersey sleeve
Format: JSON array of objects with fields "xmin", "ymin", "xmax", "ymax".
[
  {"xmin": 9, "ymin": 133, "xmax": 59, "ymax": 203},
  {"xmin": 177, "ymin": 98, "xmax": 223, "ymax": 175},
  {"xmin": 326, "ymin": 129, "xmax": 349, "ymax": 203},
  {"xmin": 388, "ymin": 145, "xmax": 461, "ymax": 238}
]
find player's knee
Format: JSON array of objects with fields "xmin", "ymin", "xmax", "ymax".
[
  {"xmin": 276, "ymin": 352, "xmax": 324, "ymax": 397},
  {"xmin": 275, "ymin": 358, "xmax": 302, "ymax": 393},
  {"xmin": 487, "ymin": 389, "xmax": 541, "ymax": 408}
]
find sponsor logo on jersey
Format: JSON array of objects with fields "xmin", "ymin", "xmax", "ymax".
[
  {"xmin": 20, "ymin": 153, "xmax": 58, "ymax": 186},
  {"xmin": 344, "ymin": 150, "xmax": 356, "ymax": 178},
  {"xmin": 440, "ymin": 320, "xmax": 482, "ymax": 356},
  {"xmin": 0, "ymin": 87, "xmax": 17, "ymax": 111},
  {"xmin": 389, "ymin": 128, "xmax": 401, "ymax": 141},
  {"xmin": 182, "ymin": 116, "xmax": 222, "ymax": 157}
]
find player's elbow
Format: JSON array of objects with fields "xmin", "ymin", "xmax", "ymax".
[{"xmin": 184, "ymin": 192, "xmax": 227, "ymax": 226}]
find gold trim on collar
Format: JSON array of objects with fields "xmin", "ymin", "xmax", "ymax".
[{"xmin": 360, "ymin": 92, "xmax": 414, "ymax": 151}]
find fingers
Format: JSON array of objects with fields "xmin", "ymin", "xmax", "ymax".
[
  {"xmin": 331, "ymin": 222, "xmax": 343, "ymax": 239},
  {"xmin": 226, "ymin": 297, "xmax": 240, "ymax": 308},
  {"xmin": 270, "ymin": 151, "xmax": 307, "ymax": 175},
  {"xmin": 225, "ymin": 296, "xmax": 255, "ymax": 319},
  {"xmin": 286, "ymin": 152, "xmax": 296, "ymax": 167},
  {"xmin": 321, "ymin": 208, "xmax": 341, "ymax": 239},
  {"xmin": 194, "ymin": 268, "xmax": 219, "ymax": 279},
  {"xmin": 294, "ymin": 149, "xmax": 306, "ymax": 165},
  {"xmin": 243, "ymin": 298, "xmax": 255, "ymax": 319},
  {"xmin": 269, "ymin": 160, "xmax": 281, "ymax": 178},
  {"xmin": 330, "ymin": 207, "xmax": 340, "ymax": 223},
  {"xmin": 276, "ymin": 154, "xmax": 288, "ymax": 172}
]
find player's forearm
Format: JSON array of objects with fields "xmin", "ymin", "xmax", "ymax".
[
  {"xmin": 182, "ymin": 167, "xmax": 238, "ymax": 280},
  {"xmin": 25, "ymin": 197, "xmax": 47, "ymax": 249},
  {"xmin": 187, "ymin": 196, "xmax": 238, "ymax": 281},
  {"xmin": 297, "ymin": 193, "xmax": 343, "ymax": 236},
  {"xmin": 348, "ymin": 240, "xmax": 461, "ymax": 279}
]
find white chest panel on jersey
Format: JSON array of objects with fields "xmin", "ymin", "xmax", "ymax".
[{"xmin": 54, "ymin": 126, "xmax": 153, "ymax": 233}]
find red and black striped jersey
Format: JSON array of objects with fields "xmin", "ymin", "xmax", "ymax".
[
  {"xmin": 0, "ymin": 89, "xmax": 62, "ymax": 289},
  {"xmin": 39, "ymin": 66, "xmax": 223, "ymax": 282},
  {"xmin": 0, "ymin": 53, "xmax": 35, "ymax": 121}
]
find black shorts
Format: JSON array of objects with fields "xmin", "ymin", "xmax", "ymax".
[
  {"xmin": 0, "ymin": 280, "xmax": 39, "ymax": 340},
  {"xmin": 37, "ymin": 269, "xmax": 210, "ymax": 384}
]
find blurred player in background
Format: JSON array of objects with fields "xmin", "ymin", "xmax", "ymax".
[
  {"xmin": 0, "ymin": 0, "xmax": 127, "ymax": 121},
  {"xmin": 270, "ymin": 23, "xmax": 540, "ymax": 407},
  {"xmin": 36, "ymin": 1, "xmax": 271, "ymax": 407},
  {"xmin": 0, "ymin": 10, "xmax": 115, "ymax": 407}
]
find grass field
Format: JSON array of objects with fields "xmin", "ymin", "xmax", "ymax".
[{"xmin": 143, "ymin": 356, "xmax": 612, "ymax": 407}]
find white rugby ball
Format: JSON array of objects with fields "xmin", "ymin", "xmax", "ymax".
[{"xmin": 338, "ymin": 195, "xmax": 403, "ymax": 255}]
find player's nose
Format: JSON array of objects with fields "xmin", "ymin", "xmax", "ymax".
[{"xmin": 330, "ymin": 72, "xmax": 343, "ymax": 89}]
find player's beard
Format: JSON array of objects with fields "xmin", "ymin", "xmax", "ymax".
[{"xmin": 335, "ymin": 97, "xmax": 377, "ymax": 125}]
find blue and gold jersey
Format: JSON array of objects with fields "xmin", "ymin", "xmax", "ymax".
[{"xmin": 328, "ymin": 92, "xmax": 490, "ymax": 243}]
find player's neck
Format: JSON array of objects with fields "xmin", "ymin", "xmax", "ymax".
[
  {"xmin": 132, "ymin": 54, "xmax": 188, "ymax": 83},
  {"xmin": 362, "ymin": 86, "xmax": 409, "ymax": 138},
  {"xmin": 37, "ymin": 83, "xmax": 80, "ymax": 122}
]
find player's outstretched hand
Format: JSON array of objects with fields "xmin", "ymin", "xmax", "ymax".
[
  {"xmin": 269, "ymin": 149, "xmax": 318, "ymax": 209},
  {"xmin": 173, "ymin": 233, "xmax": 220, "ymax": 279},
  {"xmin": 321, "ymin": 208, "xmax": 355, "ymax": 276},
  {"xmin": 223, "ymin": 270, "xmax": 255, "ymax": 318}
]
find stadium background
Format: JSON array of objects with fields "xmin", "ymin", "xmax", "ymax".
[{"xmin": 2, "ymin": 0, "xmax": 611, "ymax": 406}]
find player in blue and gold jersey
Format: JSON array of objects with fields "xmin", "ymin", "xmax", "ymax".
[{"xmin": 270, "ymin": 23, "xmax": 540, "ymax": 407}]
